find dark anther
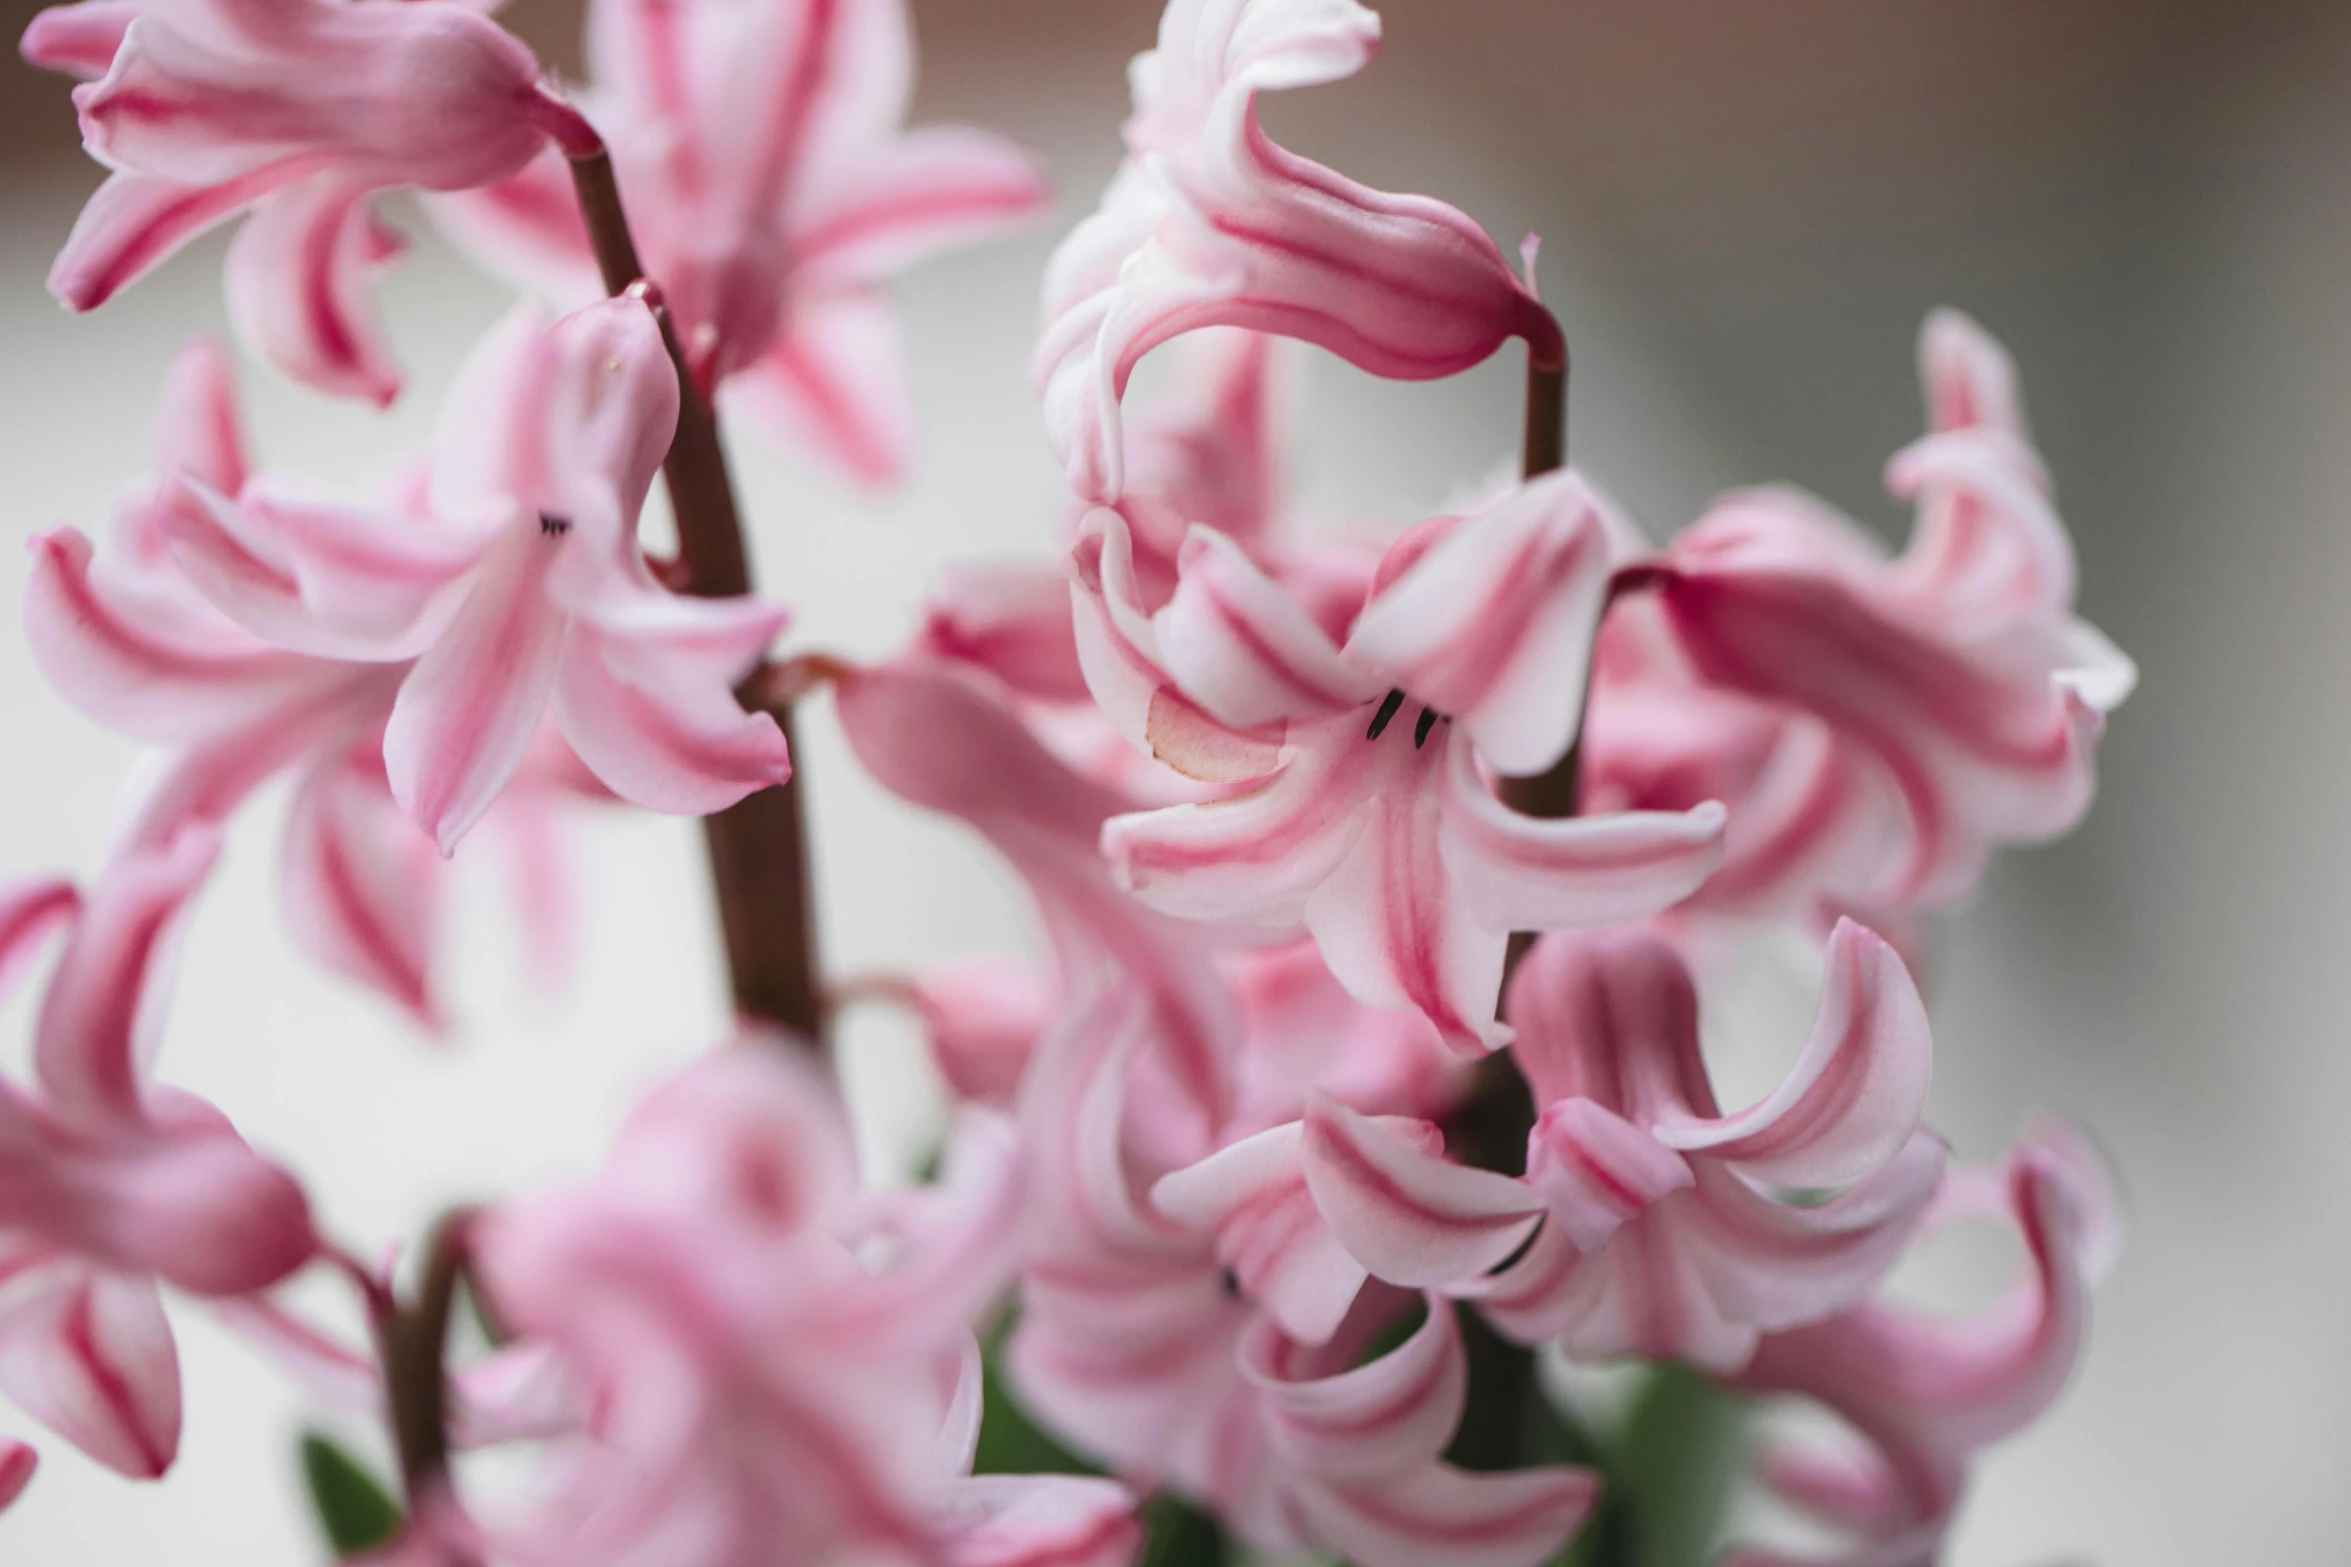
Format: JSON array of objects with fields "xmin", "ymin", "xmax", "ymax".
[
  {"xmin": 1219, "ymin": 1267, "xmax": 1242, "ymax": 1299},
  {"xmin": 1366, "ymin": 687, "xmax": 1407, "ymax": 740},
  {"xmin": 539, "ymin": 513, "xmax": 571, "ymax": 537},
  {"xmin": 1414, "ymin": 707, "xmax": 1440, "ymax": 748}
]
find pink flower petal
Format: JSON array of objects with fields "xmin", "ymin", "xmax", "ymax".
[
  {"xmin": 1238, "ymin": 1291, "xmax": 1466, "ymax": 1479},
  {"xmin": 1524, "ymin": 1097, "xmax": 1693, "ymax": 1254},
  {"xmin": 224, "ymin": 175, "xmax": 408, "ymax": 407},
  {"xmin": 1154, "ymin": 526, "xmax": 1381, "ymax": 728},
  {"xmin": 0, "ymin": 1269, "xmax": 179, "ymax": 1479},
  {"xmin": 0, "ymin": 1439, "xmax": 33, "ymax": 1512},
  {"xmin": 382, "ymin": 523, "xmax": 569, "ymax": 855},
  {"xmin": 1346, "ymin": 471, "xmax": 1617, "ymax": 777},
  {"xmin": 1151, "ymin": 1122, "xmax": 1368, "ymax": 1345},
  {"xmin": 280, "ymin": 747, "xmax": 444, "ymax": 1030},
  {"xmin": 796, "ymin": 125, "xmax": 1048, "ymax": 285},
  {"xmin": 47, "ymin": 169, "xmax": 276, "ymax": 313},
  {"xmin": 25, "ymin": 527, "xmax": 341, "ymax": 744},
  {"xmin": 1300, "ymin": 1097, "xmax": 1542, "ymax": 1290},
  {"xmin": 722, "ymin": 288, "xmax": 915, "ymax": 489},
  {"xmin": 1652, "ymin": 919, "xmax": 1933, "ymax": 1192},
  {"xmin": 1295, "ymin": 1461, "xmax": 1600, "ymax": 1567},
  {"xmin": 936, "ymin": 1473, "xmax": 1141, "ymax": 1567}
]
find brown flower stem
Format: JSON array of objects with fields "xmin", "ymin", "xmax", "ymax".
[
  {"xmin": 382, "ymin": 1209, "xmax": 475, "ymax": 1500},
  {"xmin": 1443, "ymin": 318, "xmax": 1574, "ymax": 1473},
  {"xmin": 563, "ymin": 141, "xmax": 824, "ymax": 1042}
]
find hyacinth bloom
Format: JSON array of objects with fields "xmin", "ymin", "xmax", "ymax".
[
  {"xmin": 1077, "ymin": 471, "xmax": 1728, "ymax": 1054},
  {"xmin": 1625, "ymin": 311, "xmax": 2135, "ymax": 910},
  {"xmin": 1725, "ymin": 1122, "xmax": 2120, "ymax": 1567},
  {"xmin": 0, "ymin": 840, "xmax": 316, "ymax": 1480},
  {"xmin": 28, "ymin": 0, "xmax": 592, "ymax": 404},
  {"xmin": 138, "ymin": 298, "xmax": 793, "ymax": 853},
  {"xmin": 1010, "ymin": 986, "xmax": 1593, "ymax": 1567},
  {"xmin": 1036, "ymin": 0, "xmax": 1559, "ymax": 503},
  {"xmin": 477, "ymin": 1041, "xmax": 1135, "ymax": 1567},
  {"xmin": 429, "ymin": 0, "xmax": 1046, "ymax": 486}
]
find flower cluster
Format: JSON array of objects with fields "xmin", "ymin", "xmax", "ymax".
[{"xmin": 4, "ymin": 0, "xmax": 2129, "ymax": 1562}]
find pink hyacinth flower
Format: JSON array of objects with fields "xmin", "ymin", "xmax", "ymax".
[
  {"xmin": 0, "ymin": 845, "xmax": 317, "ymax": 1479},
  {"xmin": 1642, "ymin": 311, "xmax": 2134, "ymax": 907},
  {"xmin": 429, "ymin": 0, "xmax": 1045, "ymax": 486},
  {"xmin": 479, "ymin": 1041, "xmax": 1046, "ymax": 1567},
  {"xmin": 1398, "ymin": 921, "xmax": 1945, "ymax": 1372},
  {"xmin": 1036, "ymin": 0, "xmax": 1558, "ymax": 503},
  {"xmin": 1723, "ymin": 1121, "xmax": 2120, "ymax": 1567},
  {"xmin": 32, "ymin": 0, "xmax": 591, "ymax": 403},
  {"xmin": 144, "ymin": 298, "xmax": 793, "ymax": 852},
  {"xmin": 1009, "ymin": 982, "xmax": 1590, "ymax": 1567},
  {"xmin": 1081, "ymin": 471, "xmax": 1727, "ymax": 1054}
]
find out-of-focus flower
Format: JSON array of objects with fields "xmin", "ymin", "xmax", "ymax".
[
  {"xmin": 147, "ymin": 298, "xmax": 792, "ymax": 852},
  {"xmin": 1036, "ymin": 0, "xmax": 1557, "ymax": 503},
  {"xmin": 27, "ymin": 0, "xmax": 592, "ymax": 403},
  {"xmin": 430, "ymin": 0, "xmax": 1046, "ymax": 486},
  {"xmin": 477, "ymin": 1040, "xmax": 1122, "ymax": 1567},
  {"xmin": 0, "ymin": 840, "xmax": 316, "ymax": 1480},
  {"xmin": 1723, "ymin": 1121, "xmax": 2120, "ymax": 1567},
  {"xmin": 1606, "ymin": 310, "xmax": 2135, "ymax": 913},
  {"xmin": 1080, "ymin": 472, "xmax": 1726, "ymax": 1054}
]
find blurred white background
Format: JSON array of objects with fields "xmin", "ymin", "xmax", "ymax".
[{"xmin": 3, "ymin": 0, "xmax": 2348, "ymax": 1561}]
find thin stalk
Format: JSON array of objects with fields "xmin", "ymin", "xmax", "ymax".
[
  {"xmin": 563, "ymin": 141, "xmax": 823, "ymax": 1041},
  {"xmin": 382, "ymin": 1210, "xmax": 474, "ymax": 1499}
]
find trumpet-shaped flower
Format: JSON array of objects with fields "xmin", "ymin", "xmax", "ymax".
[
  {"xmin": 0, "ymin": 841, "xmax": 316, "ymax": 1480},
  {"xmin": 29, "ymin": 0, "xmax": 590, "ymax": 403},
  {"xmin": 430, "ymin": 0, "xmax": 1046, "ymax": 485},
  {"xmin": 1036, "ymin": 0, "xmax": 1557, "ymax": 502},
  {"xmin": 477, "ymin": 1041, "xmax": 1124, "ymax": 1567},
  {"xmin": 1079, "ymin": 471, "xmax": 1727, "ymax": 1054},
  {"xmin": 150, "ymin": 298, "xmax": 793, "ymax": 852},
  {"xmin": 1723, "ymin": 1121, "xmax": 2120, "ymax": 1567},
  {"xmin": 1627, "ymin": 311, "xmax": 2134, "ymax": 909}
]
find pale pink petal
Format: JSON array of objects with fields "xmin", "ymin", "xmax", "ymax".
[
  {"xmin": 382, "ymin": 525, "xmax": 568, "ymax": 855},
  {"xmin": 1068, "ymin": 509, "xmax": 1280, "ymax": 782},
  {"xmin": 0, "ymin": 1270, "xmax": 179, "ymax": 1479},
  {"xmin": 795, "ymin": 125, "xmax": 1048, "ymax": 285},
  {"xmin": 1153, "ymin": 525, "xmax": 1381, "ymax": 728},
  {"xmin": 25, "ymin": 527, "xmax": 337, "ymax": 743},
  {"xmin": 1441, "ymin": 740, "xmax": 1727, "ymax": 934},
  {"xmin": 280, "ymin": 748, "xmax": 443, "ymax": 1029},
  {"xmin": 428, "ymin": 299, "xmax": 557, "ymax": 526},
  {"xmin": 75, "ymin": 5, "xmax": 553, "ymax": 192},
  {"xmin": 1102, "ymin": 715, "xmax": 1373, "ymax": 927},
  {"xmin": 47, "ymin": 169, "xmax": 277, "ymax": 313},
  {"xmin": 419, "ymin": 149, "xmax": 599, "ymax": 299},
  {"xmin": 1240, "ymin": 1289, "xmax": 1465, "ymax": 1477},
  {"xmin": 1346, "ymin": 471, "xmax": 1617, "ymax": 776},
  {"xmin": 936, "ymin": 1474, "xmax": 1141, "ymax": 1567},
  {"xmin": 904, "ymin": 957, "xmax": 1054, "ymax": 1106},
  {"xmin": 1523, "ymin": 1097, "xmax": 1693, "ymax": 1253},
  {"xmin": 540, "ymin": 297, "xmax": 680, "ymax": 553},
  {"xmin": 223, "ymin": 175, "xmax": 407, "ymax": 407},
  {"xmin": 919, "ymin": 558, "xmax": 1091, "ymax": 704},
  {"xmin": 721, "ymin": 288, "xmax": 914, "ymax": 488},
  {"xmin": 1297, "ymin": 1462, "xmax": 1599, "ymax": 1567},
  {"xmin": 1300, "ymin": 1097, "xmax": 1542, "ymax": 1289},
  {"xmin": 33, "ymin": 829, "xmax": 217, "ymax": 1126},
  {"xmin": 554, "ymin": 624, "xmax": 794, "ymax": 822},
  {"xmin": 168, "ymin": 477, "xmax": 488, "ymax": 660},
  {"xmin": 146, "ymin": 336, "xmax": 249, "ymax": 496},
  {"xmin": 0, "ymin": 880, "xmax": 81, "ymax": 1002},
  {"xmin": 1150, "ymin": 1122, "xmax": 1367, "ymax": 1345},
  {"xmin": 0, "ymin": 1440, "xmax": 33, "ymax": 1512},
  {"xmin": 21, "ymin": 0, "xmax": 139, "ymax": 77},
  {"xmin": 1652, "ymin": 920, "xmax": 1933, "ymax": 1191}
]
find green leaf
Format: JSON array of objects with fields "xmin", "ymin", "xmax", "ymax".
[{"xmin": 299, "ymin": 1430, "xmax": 403, "ymax": 1557}]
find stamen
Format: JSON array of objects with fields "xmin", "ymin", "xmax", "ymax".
[
  {"xmin": 1366, "ymin": 687, "xmax": 1407, "ymax": 740},
  {"xmin": 539, "ymin": 513, "xmax": 572, "ymax": 537},
  {"xmin": 1414, "ymin": 707, "xmax": 1440, "ymax": 748}
]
